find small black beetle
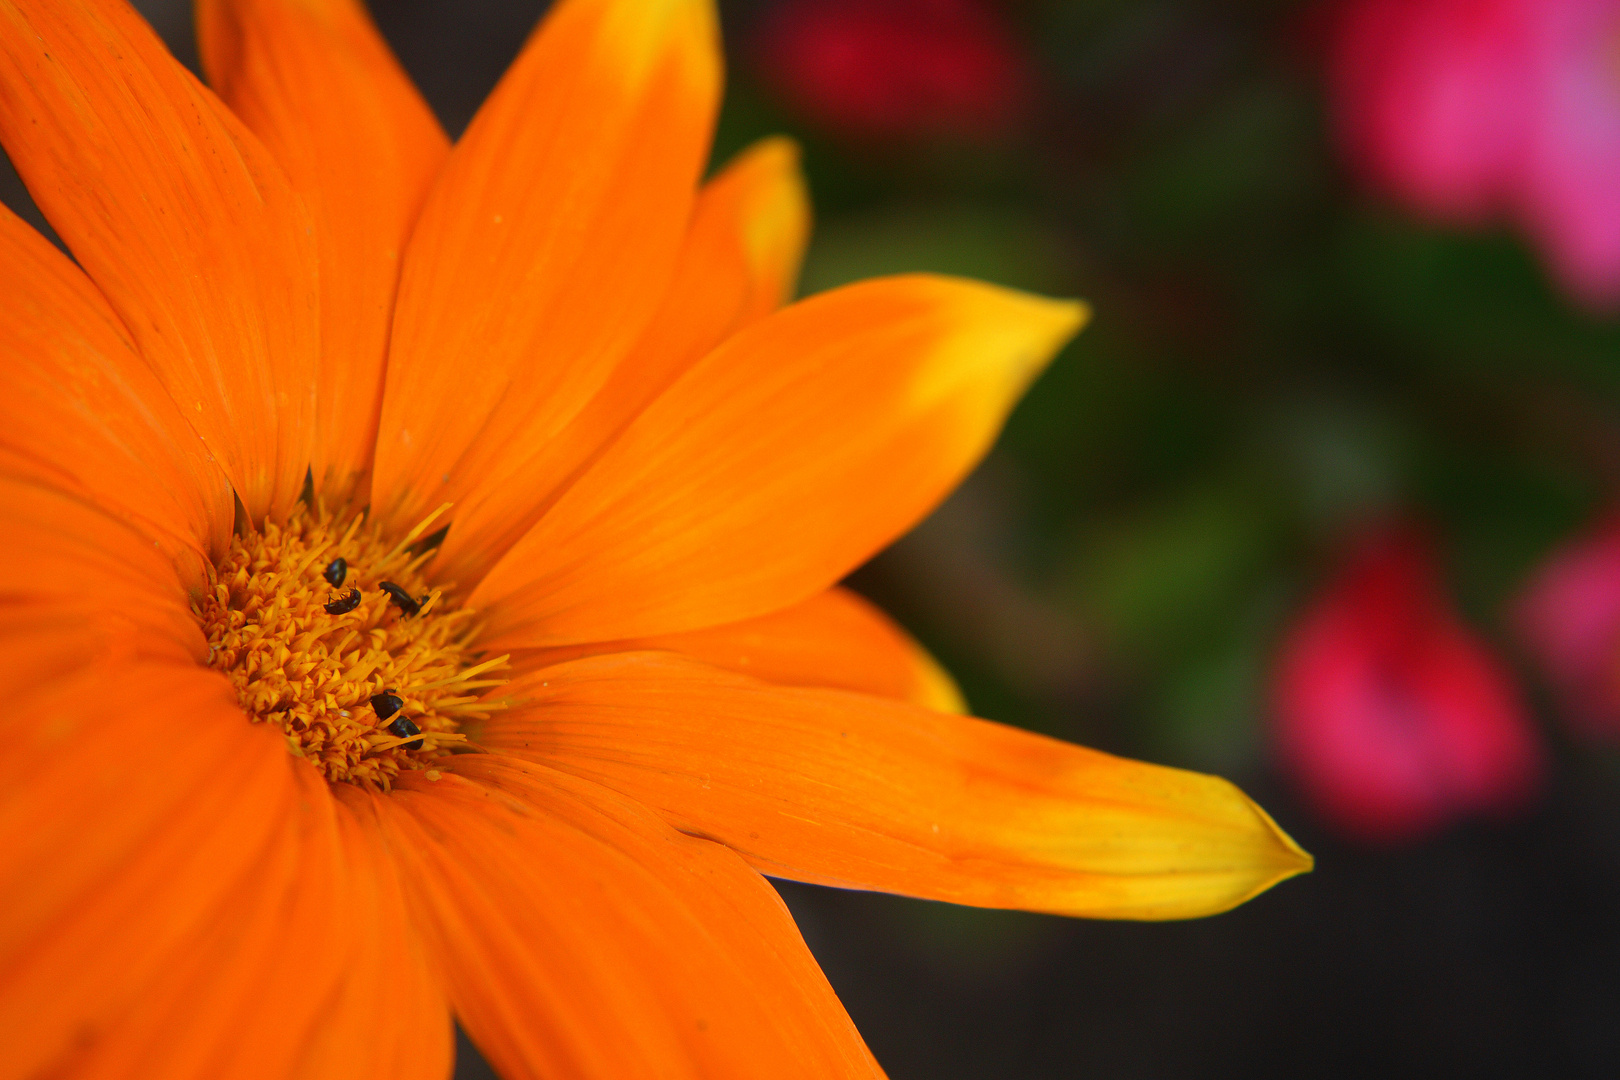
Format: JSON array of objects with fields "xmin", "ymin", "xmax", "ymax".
[
  {"xmin": 370, "ymin": 691, "xmax": 404, "ymax": 721},
  {"xmin": 323, "ymin": 557, "xmax": 347, "ymax": 587},
  {"xmin": 323, "ymin": 587, "xmax": 362, "ymax": 615},
  {"xmin": 387, "ymin": 716, "xmax": 423, "ymax": 749},
  {"xmin": 378, "ymin": 581, "xmax": 422, "ymax": 617}
]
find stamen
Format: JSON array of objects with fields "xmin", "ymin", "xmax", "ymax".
[
  {"xmin": 382, "ymin": 502, "xmax": 453, "ymax": 562},
  {"xmin": 192, "ymin": 502, "xmax": 507, "ymax": 789}
]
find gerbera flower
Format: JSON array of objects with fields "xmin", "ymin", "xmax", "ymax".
[{"xmin": 0, "ymin": 0, "xmax": 1311, "ymax": 1076}]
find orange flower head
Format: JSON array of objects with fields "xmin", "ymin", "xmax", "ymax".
[{"xmin": 0, "ymin": 0, "xmax": 1311, "ymax": 1077}]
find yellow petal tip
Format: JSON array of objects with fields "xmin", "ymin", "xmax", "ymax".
[
  {"xmin": 866, "ymin": 275, "xmax": 1090, "ymax": 418},
  {"xmin": 745, "ymin": 133, "xmax": 803, "ymax": 171},
  {"xmin": 947, "ymin": 277, "xmax": 1089, "ymax": 350},
  {"xmin": 1041, "ymin": 763, "xmax": 1314, "ymax": 922},
  {"xmin": 1248, "ymin": 790, "xmax": 1315, "ymax": 879},
  {"xmin": 1186, "ymin": 785, "xmax": 1313, "ymax": 918},
  {"xmin": 914, "ymin": 648, "xmax": 969, "ymax": 714}
]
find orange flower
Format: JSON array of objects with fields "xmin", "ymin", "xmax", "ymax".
[{"xmin": 0, "ymin": 0, "xmax": 1311, "ymax": 1077}]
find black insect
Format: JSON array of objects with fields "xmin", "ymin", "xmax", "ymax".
[
  {"xmin": 378, "ymin": 580, "xmax": 422, "ymax": 617},
  {"xmin": 387, "ymin": 716, "xmax": 423, "ymax": 750},
  {"xmin": 323, "ymin": 587, "xmax": 362, "ymax": 615},
  {"xmin": 323, "ymin": 557, "xmax": 347, "ymax": 587},
  {"xmin": 369, "ymin": 691, "xmax": 404, "ymax": 721}
]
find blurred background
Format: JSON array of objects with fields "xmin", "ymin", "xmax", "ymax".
[{"xmin": 8, "ymin": 0, "xmax": 1620, "ymax": 1075}]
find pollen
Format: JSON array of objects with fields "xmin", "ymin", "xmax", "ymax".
[{"xmin": 193, "ymin": 501, "xmax": 509, "ymax": 789}]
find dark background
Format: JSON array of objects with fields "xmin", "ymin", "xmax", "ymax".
[{"xmin": 5, "ymin": 0, "xmax": 1620, "ymax": 1075}]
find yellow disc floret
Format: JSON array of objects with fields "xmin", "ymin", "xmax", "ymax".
[{"xmin": 193, "ymin": 501, "xmax": 508, "ymax": 789}]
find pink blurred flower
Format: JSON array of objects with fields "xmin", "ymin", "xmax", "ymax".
[
  {"xmin": 1517, "ymin": 510, "xmax": 1620, "ymax": 738},
  {"xmin": 752, "ymin": 0, "xmax": 1034, "ymax": 143},
  {"xmin": 1331, "ymin": 0, "xmax": 1620, "ymax": 311},
  {"xmin": 1273, "ymin": 528, "xmax": 1544, "ymax": 843}
]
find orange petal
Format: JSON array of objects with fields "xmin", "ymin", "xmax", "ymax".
[
  {"xmin": 0, "ymin": 201, "xmax": 233, "ymax": 589},
  {"xmin": 471, "ymin": 275, "xmax": 1087, "ymax": 646},
  {"xmin": 0, "ymin": 473, "xmax": 208, "ymax": 668},
  {"xmin": 0, "ymin": 467, "xmax": 208, "ymax": 741},
  {"xmin": 52, "ymin": 761, "xmax": 410, "ymax": 1080},
  {"xmin": 478, "ymin": 653, "xmax": 1313, "ymax": 920},
  {"xmin": 3, "ymin": 664, "xmax": 443, "ymax": 1079},
  {"xmin": 298, "ymin": 796, "xmax": 451, "ymax": 1080},
  {"xmin": 0, "ymin": 466, "xmax": 342, "ymax": 1075},
  {"xmin": 513, "ymin": 586, "xmax": 964, "ymax": 712},
  {"xmin": 432, "ymin": 134, "xmax": 810, "ymax": 585},
  {"xmin": 371, "ymin": 0, "xmax": 721, "ymax": 538},
  {"xmin": 0, "ymin": 0, "xmax": 319, "ymax": 521},
  {"xmin": 369, "ymin": 755, "xmax": 884, "ymax": 1080},
  {"xmin": 196, "ymin": 0, "xmax": 450, "ymax": 500},
  {"xmin": 0, "ymin": 662, "xmax": 318, "ymax": 1077}
]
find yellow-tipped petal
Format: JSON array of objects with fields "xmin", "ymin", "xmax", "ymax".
[
  {"xmin": 471, "ymin": 274, "xmax": 1089, "ymax": 647},
  {"xmin": 372, "ymin": 0, "xmax": 722, "ymax": 535},
  {"xmin": 479, "ymin": 652, "xmax": 1311, "ymax": 921}
]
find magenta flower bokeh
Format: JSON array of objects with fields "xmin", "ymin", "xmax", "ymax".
[
  {"xmin": 1273, "ymin": 527, "xmax": 1544, "ymax": 844},
  {"xmin": 1518, "ymin": 510, "xmax": 1620, "ymax": 739},
  {"xmin": 1331, "ymin": 0, "xmax": 1620, "ymax": 311},
  {"xmin": 751, "ymin": 0, "xmax": 1034, "ymax": 143}
]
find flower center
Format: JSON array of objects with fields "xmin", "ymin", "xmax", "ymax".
[{"xmin": 193, "ymin": 501, "xmax": 508, "ymax": 789}]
